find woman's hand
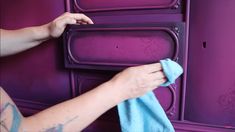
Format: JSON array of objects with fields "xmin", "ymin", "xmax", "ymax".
[
  {"xmin": 0, "ymin": 12, "xmax": 93, "ymax": 57},
  {"xmin": 110, "ymin": 63, "xmax": 166, "ymax": 102},
  {"xmin": 47, "ymin": 12, "xmax": 94, "ymax": 38}
]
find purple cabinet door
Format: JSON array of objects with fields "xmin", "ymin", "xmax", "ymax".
[
  {"xmin": 64, "ymin": 20, "xmax": 187, "ymax": 132},
  {"xmin": 1, "ymin": 0, "xmax": 235, "ymax": 131},
  {"xmin": 186, "ymin": 0, "xmax": 235, "ymax": 127},
  {"xmin": 63, "ymin": 0, "xmax": 188, "ymax": 131},
  {"xmin": 0, "ymin": 0, "xmax": 71, "ymax": 115}
]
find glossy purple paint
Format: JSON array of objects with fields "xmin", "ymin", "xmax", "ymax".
[{"xmin": 1, "ymin": 0, "xmax": 235, "ymax": 131}]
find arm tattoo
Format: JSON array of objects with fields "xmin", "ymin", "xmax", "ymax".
[
  {"xmin": 0, "ymin": 119, "xmax": 10, "ymax": 132},
  {"xmin": 1, "ymin": 102, "xmax": 79, "ymax": 132},
  {"xmin": 0, "ymin": 102, "xmax": 22, "ymax": 132},
  {"xmin": 44, "ymin": 116, "xmax": 79, "ymax": 132}
]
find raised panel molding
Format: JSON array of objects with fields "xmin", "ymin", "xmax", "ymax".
[{"xmin": 73, "ymin": 0, "xmax": 180, "ymax": 12}]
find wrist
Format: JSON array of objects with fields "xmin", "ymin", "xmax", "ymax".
[
  {"xmin": 105, "ymin": 79, "xmax": 127, "ymax": 104},
  {"xmin": 40, "ymin": 23, "xmax": 51, "ymax": 39},
  {"xmin": 32, "ymin": 23, "xmax": 51, "ymax": 42}
]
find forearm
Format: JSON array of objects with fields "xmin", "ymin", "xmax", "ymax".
[
  {"xmin": 1, "ymin": 62, "xmax": 165, "ymax": 132},
  {"xmin": 0, "ymin": 24, "xmax": 51, "ymax": 57},
  {"xmin": 0, "ymin": 12, "xmax": 94, "ymax": 57},
  {"xmin": 21, "ymin": 81, "xmax": 122, "ymax": 131}
]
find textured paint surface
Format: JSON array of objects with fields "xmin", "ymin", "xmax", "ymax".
[
  {"xmin": 69, "ymin": 30, "xmax": 175, "ymax": 65},
  {"xmin": 75, "ymin": 0, "xmax": 177, "ymax": 11},
  {"xmin": 186, "ymin": 0, "xmax": 235, "ymax": 127},
  {"xmin": 1, "ymin": 0, "xmax": 235, "ymax": 131}
]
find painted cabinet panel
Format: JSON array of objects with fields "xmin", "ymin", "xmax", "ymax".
[
  {"xmin": 1, "ymin": 0, "xmax": 235, "ymax": 131},
  {"xmin": 73, "ymin": 0, "xmax": 181, "ymax": 12},
  {"xmin": 63, "ymin": 0, "xmax": 188, "ymax": 129},
  {"xmin": 64, "ymin": 23, "xmax": 183, "ymax": 70},
  {"xmin": 185, "ymin": 0, "xmax": 235, "ymax": 127}
]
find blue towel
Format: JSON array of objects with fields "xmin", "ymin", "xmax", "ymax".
[
  {"xmin": 160, "ymin": 59, "xmax": 183, "ymax": 87},
  {"xmin": 117, "ymin": 58, "xmax": 183, "ymax": 132}
]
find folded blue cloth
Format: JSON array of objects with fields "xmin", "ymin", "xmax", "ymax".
[
  {"xmin": 160, "ymin": 58, "xmax": 183, "ymax": 86},
  {"xmin": 117, "ymin": 58, "xmax": 183, "ymax": 132}
]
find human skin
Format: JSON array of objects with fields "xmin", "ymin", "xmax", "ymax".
[
  {"xmin": 0, "ymin": 12, "xmax": 93, "ymax": 57},
  {"xmin": 0, "ymin": 12, "xmax": 166, "ymax": 132}
]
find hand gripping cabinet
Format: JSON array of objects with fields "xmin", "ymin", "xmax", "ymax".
[
  {"xmin": 63, "ymin": 0, "xmax": 187, "ymax": 131},
  {"xmin": 1, "ymin": 0, "xmax": 235, "ymax": 131}
]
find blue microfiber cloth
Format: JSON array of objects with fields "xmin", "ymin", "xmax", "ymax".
[
  {"xmin": 160, "ymin": 58, "xmax": 183, "ymax": 86},
  {"xmin": 117, "ymin": 58, "xmax": 183, "ymax": 132}
]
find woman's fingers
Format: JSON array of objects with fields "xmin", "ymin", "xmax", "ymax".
[
  {"xmin": 59, "ymin": 12, "xmax": 94, "ymax": 26},
  {"xmin": 148, "ymin": 71, "xmax": 166, "ymax": 80},
  {"xmin": 60, "ymin": 17, "xmax": 77, "ymax": 26},
  {"xmin": 157, "ymin": 78, "xmax": 167, "ymax": 86},
  {"xmin": 48, "ymin": 12, "xmax": 94, "ymax": 38},
  {"xmin": 76, "ymin": 20, "xmax": 89, "ymax": 25},
  {"xmin": 70, "ymin": 13, "xmax": 94, "ymax": 24},
  {"xmin": 140, "ymin": 63, "xmax": 163, "ymax": 73},
  {"xmin": 148, "ymin": 78, "xmax": 167, "ymax": 91},
  {"xmin": 111, "ymin": 63, "xmax": 168, "ymax": 99}
]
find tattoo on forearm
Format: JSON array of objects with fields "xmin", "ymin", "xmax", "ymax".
[
  {"xmin": 1, "ymin": 102, "xmax": 79, "ymax": 132},
  {"xmin": 44, "ymin": 116, "xmax": 79, "ymax": 132},
  {"xmin": 0, "ymin": 119, "xmax": 10, "ymax": 132},
  {"xmin": 0, "ymin": 102, "xmax": 22, "ymax": 132}
]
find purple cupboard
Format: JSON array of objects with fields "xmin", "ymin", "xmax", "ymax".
[{"xmin": 0, "ymin": 0, "xmax": 235, "ymax": 131}]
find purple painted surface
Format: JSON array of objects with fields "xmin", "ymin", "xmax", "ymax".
[
  {"xmin": 173, "ymin": 121, "xmax": 235, "ymax": 132},
  {"xmin": 64, "ymin": 22, "xmax": 187, "ymax": 125},
  {"xmin": 65, "ymin": 24, "xmax": 182, "ymax": 69},
  {"xmin": 90, "ymin": 14, "xmax": 183, "ymax": 25},
  {"xmin": 71, "ymin": 69, "xmax": 184, "ymax": 131},
  {"xmin": 186, "ymin": 0, "xmax": 235, "ymax": 127},
  {"xmin": 0, "ymin": 0, "xmax": 71, "ymax": 113},
  {"xmin": 72, "ymin": 71, "xmax": 121, "ymax": 131},
  {"xmin": 1, "ymin": 0, "xmax": 235, "ymax": 131},
  {"xmin": 74, "ymin": 0, "xmax": 178, "ymax": 12},
  {"xmin": 70, "ymin": 29, "xmax": 175, "ymax": 65},
  {"xmin": 67, "ymin": 0, "xmax": 183, "ymax": 23},
  {"xmin": 73, "ymin": 70, "xmax": 183, "ymax": 119}
]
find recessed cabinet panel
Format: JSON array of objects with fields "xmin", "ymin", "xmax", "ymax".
[
  {"xmin": 72, "ymin": 71, "xmax": 183, "ymax": 121},
  {"xmin": 73, "ymin": 0, "xmax": 180, "ymax": 12},
  {"xmin": 64, "ymin": 23, "xmax": 183, "ymax": 70}
]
